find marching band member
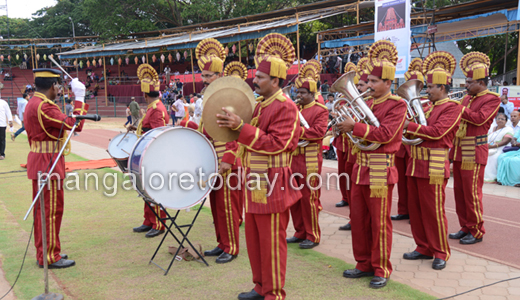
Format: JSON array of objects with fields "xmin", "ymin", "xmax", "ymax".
[
  {"xmin": 132, "ymin": 64, "xmax": 169, "ymax": 238},
  {"xmin": 216, "ymin": 33, "xmax": 301, "ymax": 300},
  {"xmin": 391, "ymin": 58, "xmax": 424, "ymax": 221},
  {"xmin": 449, "ymin": 52, "xmax": 500, "ymax": 244},
  {"xmin": 336, "ymin": 40, "xmax": 407, "ymax": 289},
  {"xmin": 338, "ymin": 58, "xmax": 370, "ymax": 231},
  {"xmin": 402, "ymin": 51, "xmax": 463, "ymax": 270},
  {"xmin": 25, "ymin": 69, "xmax": 88, "ymax": 268},
  {"xmin": 195, "ymin": 38, "xmax": 243, "ymax": 264},
  {"xmin": 334, "ymin": 62, "xmax": 357, "ymax": 209},
  {"xmin": 287, "ymin": 60, "xmax": 329, "ymax": 249}
]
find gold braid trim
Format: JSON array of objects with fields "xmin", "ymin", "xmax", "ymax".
[{"xmin": 37, "ymin": 99, "xmax": 71, "ymax": 156}]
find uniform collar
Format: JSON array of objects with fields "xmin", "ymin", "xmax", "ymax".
[{"xmin": 373, "ymin": 92, "xmax": 391, "ymax": 105}]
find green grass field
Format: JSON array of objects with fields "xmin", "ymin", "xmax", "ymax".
[{"xmin": 0, "ymin": 135, "xmax": 436, "ymax": 299}]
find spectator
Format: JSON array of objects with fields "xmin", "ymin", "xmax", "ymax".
[
  {"xmin": 497, "ymin": 125, "xmax": 520, "ymax": 187},
  {"xmin": 289, "ymin": 82, "xmax": 297, "ymax": 100},
  {"xmin": 484, "ymin": 112, "xmax": 514, "ymax": 182},
  {"xmin": 164, "ymin": 66, "xmax": 171, "ymax": 73},
  {"xmin": 321, "ymin": 80, "xmax": 330, "ymax": 94},
  {"xmin": 124, "ymin": 104, "xmax": 132, "ymax": 127},
  {"xmin": 172, "ymin": 95, "xmax": 188, "ymax": 124},
  {"xmin": 511, "ymin": 110, "xmax": 520, "ymax": 135},
  {"xmin": 4, "ymin": 72, "xmax": 11, "ymax": 81},
  {"xmin": 11, "ymin": 93, "xmax": 29, "ymax": 141},
  {"xmin": 175, "ymin": 79, "xmax": 183, "ymax": 94},
  {"xmin": 325, "ymin": 94, "xmax": 334, "ymax": 111},
  {"xmin": 193, "ymin": 94, "xmax": 203, "ymax": 124},
  {"xmin": 500, "ymin": 95, "xmax": 515, "ymax": 119},
  {"xmin": 129, "ymin": 97, "xmax": 141, "ymax": 124},
  {"xmin": 0, "ymin": 98, "xmax": 14, "ymax": 160},
  {"xmin": 513, "ymin": 77, "xmax": 517, "ymax": 85}
]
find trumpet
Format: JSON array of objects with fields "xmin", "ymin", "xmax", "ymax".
[
  {"xmin": 328, "ymin": 71, "xmax": 381, "ymax": 151},
  {"xmin": 282, "ymin": 86, "xmax": 310, "ymax": 147},
  {"xmin": 397, "ymin": 79, "xmax": 427, "ymax": 146},
  {"xmin": 448, "ymin": 90, "xmax": 466, "ymax": 101}
]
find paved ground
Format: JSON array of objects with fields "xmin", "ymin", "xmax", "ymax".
[{"xmin": 2, "ymin": 121, "xmax": 520, "ymax": 299}]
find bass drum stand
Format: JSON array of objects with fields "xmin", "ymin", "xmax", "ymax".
[{"xmin": 139, "ymin": 194, "xmax": 209, "ymax": 275}]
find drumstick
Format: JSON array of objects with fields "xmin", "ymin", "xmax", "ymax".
[
  {"xmin": 49, "ymin": 57, "xmax": 73, "ymax": 79},
  {"xmin": 116, "ymin": 130, "xmax": 130, "ymax": 147},
  {"xmin": 121, "ymin": 149, "xmax": 130, "ymax": 155}
]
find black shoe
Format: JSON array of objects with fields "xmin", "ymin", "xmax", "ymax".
[
  {"xmin": 335, "ymin": 200, "xmax": 349, "ymax": 207},
  {"xmin": 299, "ymin": 239, "xmax": 319, "ymax": 249},
  {"xmin": 343, "ymin": 268, "xmax": 374, "ymax": 278},
  {"xmin": 460, "ymin": 233, "xmax": 482, "ymax": 245},
  {"xmin": 403, "ymin": 250, "xmax": 433, "ymax": 260},
  {"xmin": 38, "ymin": 258, "xmax": 75, "ymax": 269},
  {"xmin": 36, "ymin": 254, "xmax": 68, "ymax": 266},
  {"xmin": 339, "ymin": 223, "xmax": 351, "ymax": 231},
  {"xmin": 216, "ymin": 252, "xmax": 237, "ymax": 264},
  {"xmin": 145, "ymin": 228, "xmax": 165, "ymax": 238},
  {"xmin": 449, "ymin": 230, "xmax": 468, "ymax": 239},
  {"xmin": 286, "ymin": 236, "xmax": 304, "ymax": 243},
  {"xmin": 204, "ymin": 246, "xmax": 224, "ymax": 257},
  {"xmin": 133, "ymin": 224, "xmax": 152, "ymax": 233},
  {"xmin": 369, "ymin": 276, "xmax": 388, "ymax": 289},
  {"xmin": 238, "ymin": 289, "xmax": 264, "ymax": 300},
  {"xmin": 390, "ymin": 214, "xmax": 409, "ymax": 220},
  {"xmin": 432, "ymin": 258, "xmax": 446, "ymax": 270}
]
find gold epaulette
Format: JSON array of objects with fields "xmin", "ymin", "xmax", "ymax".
[
  {"xmin": 275, "ymin": 93, "xmax": 287, "ymax": 102},
  {"xmin": 487, "ymin": 91, "xmax": 500, "ymax": 97},
  {"xmin": 388, "ymin": 95, "xmax": 402, "ymax": 101},
  {"xmin": 447, "ymin": 100, "xmax": 461, "ymax": 105},
  {"xmin": 315, "ymin": 102, "xmax": 328, "ymax": 110}
]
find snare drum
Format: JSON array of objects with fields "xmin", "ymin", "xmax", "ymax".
[
  {"xmin": 128, "ymin": 126, "xmax": 218, "ymax": 210},
  {"xmin": 107, "ymin": 132, "xmax": 138, "ymax": 172}
]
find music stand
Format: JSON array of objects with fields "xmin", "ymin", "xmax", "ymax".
[
  {"xmin": 24, "ymin": 120, "xmax": 82, "ymax": 300},
  {"xmin": 139, "ymin": 196, "xmax": 209, "ymax": 275}
]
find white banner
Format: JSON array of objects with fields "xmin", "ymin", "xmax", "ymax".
[{"xmin": 374, "ymin": 0, "xmax": 411, "ymax": 78}]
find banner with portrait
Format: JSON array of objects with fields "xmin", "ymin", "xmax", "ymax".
[
  {"xmin": 374, "ymin": 0, "xmax": 411, "ymax": 78},
  {"xmin": 499, "ymin": 86, "xmax": 520, "ymax": 110}
]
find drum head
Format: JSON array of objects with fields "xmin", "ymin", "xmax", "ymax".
[
  {"xmin": 108, "ymin": 132, "xmax": 138, "ymax": 159},
  {"xmin": 138, "ymin": 127, "xmax": 217, "ymax": 210}
]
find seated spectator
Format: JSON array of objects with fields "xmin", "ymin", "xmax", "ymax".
[
  {"xmin": 4, "ymin": 72, "xmax": 11, "ymax": 81},
  {"xmin": 497, "ymin": 128, "xmax": 520, "ymax": 187},
  {"xmin": 325, "ymin": 94, "xmax": 334, "ymax": 111},
  {"xmin": 484, "ymin": 113, "xmax": 514, "ymax": 183}
]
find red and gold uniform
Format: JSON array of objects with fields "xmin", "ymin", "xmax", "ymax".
[
  {"xmin": 238, "ymin": 33, "xmax": 301, "ymax": 300},
  {"xmin": 290, "ymin": 61, "xmax": 329, "ymax": 243},
  {"xmin": 137, "ymin": 64, "xmax": 169, "ymax": 231},
  {"xmin": 25, "ymin": 70, "xmax": 89, "ymax": 265},
  {"xmin": 332, "ymin": 134, "xmax": 350, "ymax": 204},
  {"xmin": 395, "ymin": 58, "xmax": 424, "ymax": 217},
  {"xmin": 197, "ymin": 42, "xmax": 244, "ymax": 256},
  {"xmin": 450, "ymin": 52, "xmax": 500, "ymax": 240},
  {"xmin": 405, "ymin": 51, "xmax": 463, "ymax": 260},
  {"xmin": 349, "ymin": 41, "xmax": 407, "ymax": 279}
]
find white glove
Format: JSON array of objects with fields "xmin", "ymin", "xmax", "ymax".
[{"xmin": 71, "ymin": 78, "xmax": 86, "ymax": 102}]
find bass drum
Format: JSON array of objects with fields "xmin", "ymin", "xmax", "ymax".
[
  {"xmin": 107, "ymin": 132, "xmax": 138, "ymax": 172},
  {"xmin": 128, "ymin": 126, "xmax": 218, "ymax": 210}
]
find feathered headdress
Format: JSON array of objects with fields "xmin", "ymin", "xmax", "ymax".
[
  {"xmin": 366, "ymin": 40, "xmax": 398, "ymax": 80},
  {"xmin": 255, "ymin": 33, "xmax": 295, "ymax": 80},
  {"xmin": 356, "ymin": 57, "xmax": 370, "ymax": 83},
  {"xmin": 196, "ymin": 38, "xmax": 226, "ymax": 73},
  {"xmin": 422, "ymin": 51, "xmax": 456, "ymax": 85},
  {"xmin": 137, "ymin": 64, "xmax": 160, "ymax": 93},
  {"xmin": 223, "ymin": 61, "xmax": 248, "ymax": 80},
  {"xmin": 295, "ymin": 59, "xmax": 320, "ymax": 93},
  {"xmin": 404, "ymin": 57, "xmax": 424, "ymax": 82},
  {"xmin": 460, "ymin": 51, "xmax": 490, "ymax": 80}
]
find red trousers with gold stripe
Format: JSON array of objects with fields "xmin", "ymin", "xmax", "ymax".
[
  {"xmin": 350, "ymin": 183, "xmax": 393, "ymax": 278},
  {"xmin": 345, "ymin": 162, "xmax": 354, "ymax": 222},
  {"xmin": 290, "ymin": 175, "xmax": 322, "ymax": 243},
  {"xmin": 337, "ymin": 150, "xmax": 350, "ymax": 203},
  {"xmin": 246, "ymin": 210, "xmax": 289, "ymax": 300},
  {"xmin": 32, "ymin": 180, "xmax": 64, "ymax": 265},
  {"xmin": 452, "ymin": 161, "xmax": 486, "ymax": 239},
  {"xmin": 395, "ymin": 154, "xmax": 410, "ymax": 215},
  {"xmin": 143, "ymin": 203, "xmax": 166, "ymax": 231},
  {"xmin": 408, "ymin": 177, "xmax": 450, "ymax": 260},
  {"xmin": 209, "ymin": 173, "xmax": 242, "ymax": 255}
]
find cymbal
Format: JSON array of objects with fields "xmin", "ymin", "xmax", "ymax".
[
  {"xmin": 202, "ymin": 76, "xmax": 255, "ymax": 107},
  {"xmin": 202, "ymin": 77, "xmax": 256, "ymax": 142}
]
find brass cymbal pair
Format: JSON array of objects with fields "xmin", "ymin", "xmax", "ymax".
[{"xmin": 201, "ymin": 76, "xmax": 256, "ymax": 142}]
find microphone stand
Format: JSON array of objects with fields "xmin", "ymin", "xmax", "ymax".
[{"xmin": 25, "ymin": 118, "xmax": 81, "ymax": 300}]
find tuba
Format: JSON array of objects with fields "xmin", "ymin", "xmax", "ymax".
[
  {"xmin": 283, "ymin": 86, "xmax": 310, "ymax": 147},
  {"xmin": 328, "ymin": 71, "xmax": 380, "ymax": 151},
  {"xmin": 396, "ymin": 79, "xmax": 428, "ymax": 146}
]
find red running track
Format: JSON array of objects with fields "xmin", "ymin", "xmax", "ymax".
[{"xmin": 321, "ymin": 166, "xmax": 520, "ymax": 269}]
